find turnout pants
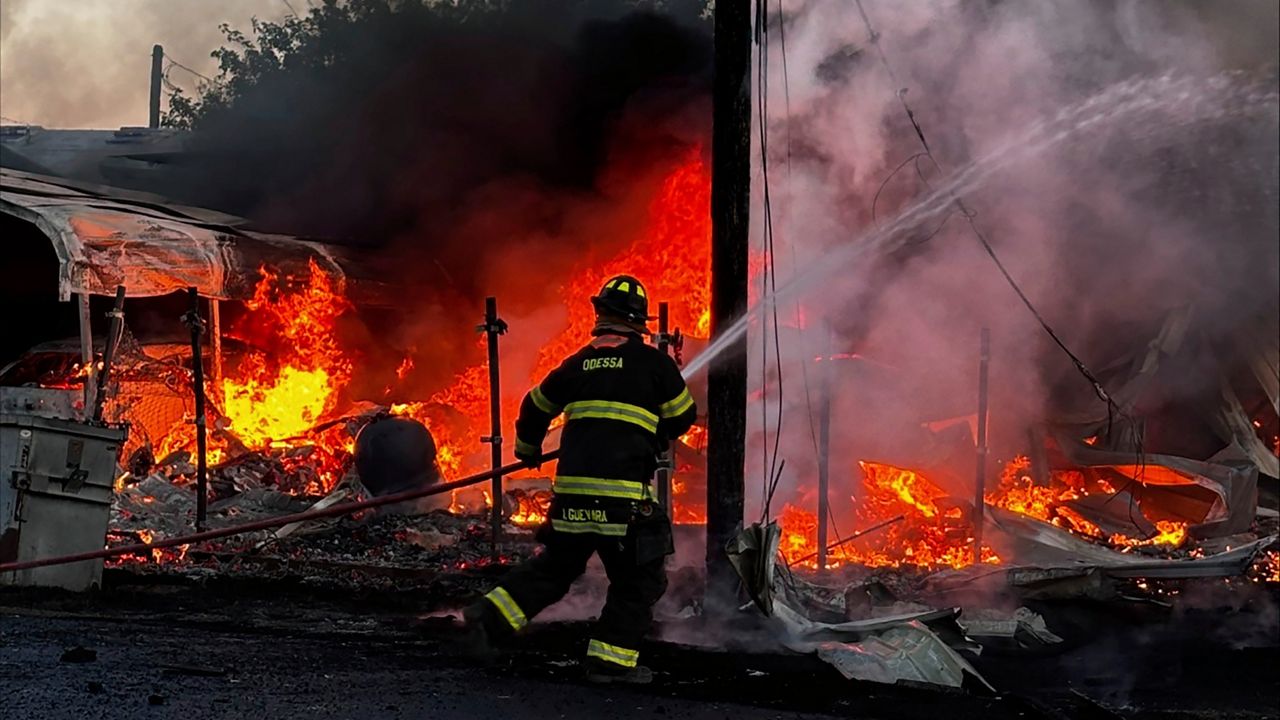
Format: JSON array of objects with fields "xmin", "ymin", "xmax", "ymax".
[{"xmin": 480, "ymin": 503, "xmax": 673, "ymax": 669}]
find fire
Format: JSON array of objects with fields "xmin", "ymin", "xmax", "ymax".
[
  {"xmin": 859, "ymin": 461, "xmax": 946, "ymax": 519},
  {"xmin": 396, "ymin": 356, "xmax": 415, "ymax": 380},
  {"xmin": 985, "ymin": 456, "xmax": 1188, "ymax": 547},
  {"xmin": 678, "ymin": 424, "xmax": 708, "ymax": 451},
  {"xmin": 416, "ymin": 146, "xmax": 712, "ymax": 486},
  {"xmin": 222, "ymin": 261, "xmax": 352, "ymax": 448},
  {"xmin": 506, "ymin": 489, "xmax": 553, "ymax": 526},
  {"xmin": 780, "ymin": 454, "xmax": 1192, "ymax": 571},
  {"xmin": 531, "ymin": 147, "xmax": 711, "ymax": 380},
  {"xmin": 780, "ymin": 462, "xmax": 1000, "ymax": 570},
  {"xmin": 147, "ymin": 260, "xmax": 358, "ymax": 495}
]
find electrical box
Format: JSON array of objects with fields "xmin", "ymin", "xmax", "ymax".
[{"xmin": 0, "ymin": 412, "xmax": 126, "ymax": 591}]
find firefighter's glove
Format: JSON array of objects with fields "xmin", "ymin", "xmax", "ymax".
[{"xmin": 514, "ymin": 441, "xmax": 544, "ymax": 469}]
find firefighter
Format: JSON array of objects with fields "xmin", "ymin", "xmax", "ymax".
[{"xmin": 462, "ymin": 274, "xmax": 697, "ymax": 685}]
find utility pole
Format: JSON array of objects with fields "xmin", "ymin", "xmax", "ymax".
[
  {"xmin": 705, "ymin": 0, "xmax": 752, "ymax": 614},
  {"xmin": 150, "ymin": 45, "xmax": 164, "ymax": 128}
]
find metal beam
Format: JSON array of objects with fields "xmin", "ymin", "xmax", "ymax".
[
  {"xmin": 77, "ymin": 293, "xmax": 95, "ymax": 413},
  {"xmin": 209, "ymin": 298, "xmax": 223, "ymax": 404}
]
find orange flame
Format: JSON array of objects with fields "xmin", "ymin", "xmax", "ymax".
[
  {"xmin": 221, "ymin": 260, "xmax": 352, "ymax": 449},
  {"xmin": 531, "ymin": 147, "xmax": 711, "ymax": 381}
]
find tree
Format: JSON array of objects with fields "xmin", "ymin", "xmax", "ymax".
[{"xmin": 164, "ymin": 0, "xmax": 709, "ymax": 130}]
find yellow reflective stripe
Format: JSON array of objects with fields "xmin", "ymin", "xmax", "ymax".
[
  {"xmin": 634, "ymin": 284, "xmax": 646, "ymax": 298},
  {"xmin": 529, "ymin": 386, "xmax": 560, "ymax": 415},
  {"xmin": 659, "ymin": 388, "xmax": 694, "ymax": 418},
  {"xmin": 617, "ymin": 281, "xmax": 630, "ymax": 293},
  {"xmin": 514, "ymin": 438, "xmax": 540, "ymax": 456},
  {"xmin": 587, "ymin": 639, "xmax": 639, "ymax": 668},
  {"xmin": 484, "ymin": 587, "xmax": 528, "ymax": 630},
  {"xmin": 550, "ymin": 519, "xmax": 628, "ymax": 536},
  {"xmin": 563, "ymin": 401, "xmax": 658, "ymax": 433},
  {"xmin": 554, "ymin": 476, "xmax": 651, "ymax": 500}
]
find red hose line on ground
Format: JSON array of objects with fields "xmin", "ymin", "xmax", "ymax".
[{"xmin": 0, "ymin": 451, "xmax": 559, "ymax": 574}]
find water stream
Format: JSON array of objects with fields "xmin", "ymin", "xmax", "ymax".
[{"xmin": 683, "ymin": 72, "xmax": 1277, "ymax": 381}]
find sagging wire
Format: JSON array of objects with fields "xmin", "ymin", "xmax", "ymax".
[
  {"xmin": 773, "ymin": 0, "xmax": 824, "ymax": 462},
  {"xmin": 165, "ymin": 56, "xmax": 214, "ymax": 85},
  {"xmin": 755, "ymin": 0, "xmax": 788, "ymax": 521},
  {"xmin": 870, "ymin": 151, "xmax": 930, "ymax": 225},
  {"xmin": 852, "ymin": 0, "xmax": 1150, "ymax": 528}
]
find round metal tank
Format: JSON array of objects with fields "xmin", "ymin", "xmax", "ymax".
[{"xmin": 353, "ymin": 416, "xmax": 441, "ymax": 496}]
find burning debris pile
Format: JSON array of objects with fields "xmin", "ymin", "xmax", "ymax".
[{"xmin": 63, "ymin": 150, "xmax": 715, "ymax": 573}]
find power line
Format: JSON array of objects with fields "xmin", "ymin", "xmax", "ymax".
[
  {"xmin": 755, "ymin": 0, "xmax": 787, "ymax": 520},
  {"xmin": 165, "ymin": 56, "xmax": 213, "ymax": 85},
  {"xmin": 773, "ymin": 0, "xmax": 824, "ymax": 462},
  {"xmin": 852, "ymin": 0, "xmax": 1127, "ymax": 426},
  {"xmin": 852, "ymin": 0, "xmax": 1148, "ymax": 524}
]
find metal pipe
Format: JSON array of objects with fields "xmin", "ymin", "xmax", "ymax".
[
  {"xmin": 481, "ymin": 297, "xmax": 506, "ymax": 561},
  {"xmin": 183, "ymin": 288, "xmax": 209, "ymax": 530},
  {"xmin": 78, "ymin": 293, "xmax": 95, "ymax": 412},
  {"xmin": 0, "ymin": 451, "xmax": 560, "ymax": 574},
  {"xmin": 816, "ymin": 323, "xmax": 832, "ymax": 571},
  {"xmin": 90, "ymin": 286, "xmax": 127, "ymax": 423},
  {"xmin": 706, "ymin": 0, "xmax": 753, "ymax": 616},
  {"xmin": 792, "ymin": 514, "xmax": 905, "ymax": 565},
  {"xmin": 1027, "ymin": 425, "xmax": 1049, "ymax": 487},
  {"xmin": 972, "ymin": 328, "xmax": 991, "ymax": 565},
  {"xmin": 655, "ymin": 302, "xmax": 673, "ymax": 514}
]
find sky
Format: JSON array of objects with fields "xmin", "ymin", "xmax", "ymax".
[{"xmin": 0, "ymin": 0, "xmax": 291, "ymax": 128}]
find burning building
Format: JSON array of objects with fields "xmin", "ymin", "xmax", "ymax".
[{"xmin": 1, "ymin": 0, "xmax": 1278, "ymax": 704}]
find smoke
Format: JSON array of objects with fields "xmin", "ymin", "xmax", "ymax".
[
  {"xmin": 0, "ymin": 0, "xmax": 290, "ymax": 128},
  {"xmin": 143, "ymin": 1, "xmax": 713, "ymax": 398},
  {"xmin": 743, "ymin": 0, "xmax": 1280, "ymax": 521}
]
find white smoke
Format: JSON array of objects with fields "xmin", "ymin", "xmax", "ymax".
[{"xmin": 742, "ymin": 0, "xmax": 1279, "ymax": 521}]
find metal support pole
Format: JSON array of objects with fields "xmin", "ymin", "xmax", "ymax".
[
  {"xmin": 480, "ymin": 297, "xmax": 507, "ymax": 561},
  {"xmin": 149, "ymin": 45, "xmax": 164, "ymax": 129},
  {"xmin": 77, "ymin": 293, "xmax": 95, "ymax": 413},
  {"xmin": 91, "ymin": 286, "xmax": 126, "ymax": 423},
  {"xmin": 209, "ymin": 298, "xmax": 223, "ymax": 404},
  {"xmin": 1027, "ymin": 426, "xmax": 1049, "ymax": 487},
  {"xmin": 972, "ymin": 328, "xmax": 991, "ymax": 565},
  {"xmin": 816, "ymin": 324, "xmax": 832, "ymax": 572},
  {"xmin": 183, "ymin": 288, "xmax": 209, "ymax": 531},
  {"xmin": 655, "ymin": 302, "xmax": 673, "ymax": 514},
  {"xmin": 706, "ymin": 0, "xmax": 753, "ymax": 612}
]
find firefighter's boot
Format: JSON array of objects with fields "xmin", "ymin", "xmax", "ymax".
[
  {"xmin": 460, "ymin": 603, "xmax": 497, "ymax": 663},
  {"xmin": 584, "ymin": 659, "xmax": 654, "ymax": 685}
]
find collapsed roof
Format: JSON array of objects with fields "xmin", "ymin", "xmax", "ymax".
[{"xmin": 0, "ymin": 168, "xmax": 392, "ymax": 305}]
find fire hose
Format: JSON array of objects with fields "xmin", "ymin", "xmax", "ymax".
[{"xmin": 0, "ymin": 450, "xmax": 560, "ymax": 574}]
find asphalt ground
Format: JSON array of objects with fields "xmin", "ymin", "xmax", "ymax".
[{"xmin": 1, "ymin": 567, "xmax": 1276, "ymax": 720}]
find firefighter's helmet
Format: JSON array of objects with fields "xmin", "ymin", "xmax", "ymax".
[{"xmin": 591, "ymin": 274, "xmax": 652, "ymax": 324}]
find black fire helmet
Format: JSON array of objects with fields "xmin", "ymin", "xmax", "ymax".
[{"xmin": 590, "ymin": 274, "xmax": 653, "ymax": 324}]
